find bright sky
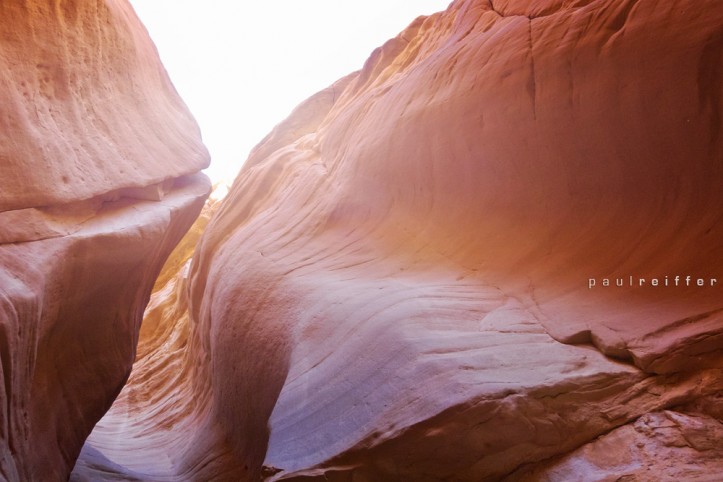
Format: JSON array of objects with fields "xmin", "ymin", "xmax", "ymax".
[{"xmin": 129, "ymin": 1, "xmax": 450, "ymax": 183}]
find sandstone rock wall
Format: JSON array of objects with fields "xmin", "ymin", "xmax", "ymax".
[
  {"xmin": 0, "ymin": 1, "xmax": 210, "ymax": 480},
  {"xmin": 74, "ymin": 0, "xmax": 723, "ymax": 480},
  {"xmin": 0, "ymin": 0, "xmax": 208, "ymax": 211}
]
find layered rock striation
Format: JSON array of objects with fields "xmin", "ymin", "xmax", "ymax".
[
  {"xmin": 75, "ymin": 0, "xmax": 723, "ymax": 480},
  {"xmin": 0, "ymin": 1, "xmax": 210, "ymax": 480}
]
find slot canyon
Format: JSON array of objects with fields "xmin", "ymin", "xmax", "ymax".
[{"xmin": 1, "ymin": 0, "xmax": 721, "ymax": 481}]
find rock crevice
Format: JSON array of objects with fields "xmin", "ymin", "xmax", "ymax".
[{"xmin": 0, "ymin": 1, "xmax": 210, "ymax": 480}]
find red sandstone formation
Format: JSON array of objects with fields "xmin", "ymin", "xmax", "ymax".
[
  {"xmin": 0, "ymin": 1, "xmax": 210, "ymax": 480},
  {"xmin": 74, "ymin": 0, "xmax": 723, "ymax": 480},
  {"xmin": 507, "ymin": 405, "xmax": 723, "ymax": 480}
]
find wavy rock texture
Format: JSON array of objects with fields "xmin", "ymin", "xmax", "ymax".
[
  {"xmin": 0, "ymin": 0, "xmax": 210, "ymax": 480},
  {"xmin": 74, "ymin": 0, "xmax": 722, "ymax": 480}
]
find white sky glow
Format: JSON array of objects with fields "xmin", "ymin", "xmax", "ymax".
[{"xmin": 129, "ymin": 1, "xmax": 450, "ymax": 183}]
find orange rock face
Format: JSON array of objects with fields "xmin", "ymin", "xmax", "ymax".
[
  {"xmin": 74, "ymin": 0, "xmax": 722, "ymax": 480},
  {"xmin": 0, "ymin": 0, "xmax": 208, "ymax": 211},
  {"xmin": 0, "ymin": 1, "xmax": 210, "ymax": 480}
]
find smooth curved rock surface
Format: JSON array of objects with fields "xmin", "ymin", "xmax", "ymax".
[
  {"xmin": 74, "ymin": 0, "xmax": 723, "ymax": 480},
  {"xmin": 0, "ymin": 0, "xmax": 209, "ymax": 211},
  {"xmin": 0, "ymin": 1, "xmax": 211, "ymax": 480}
]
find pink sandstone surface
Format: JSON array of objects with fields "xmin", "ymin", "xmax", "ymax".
[
  {"xmin": 72, "ymin": 0, "xmax": 723, "ymax": 479},
  {"xmin": 0, "ymin": 0, "xmax": 210, "ymax": 480},
  {"xmin": 0, "ymin": 0, "xmax": 208, "ymax": 211}
]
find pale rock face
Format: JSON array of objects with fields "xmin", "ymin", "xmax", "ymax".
[
  {"xmin": 0, "ymin": 0, "xmax": 210, "ymax": 480},
  {"xmin": 74, "ymin": 0, "xmax": 722, "ymax": 480}
]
